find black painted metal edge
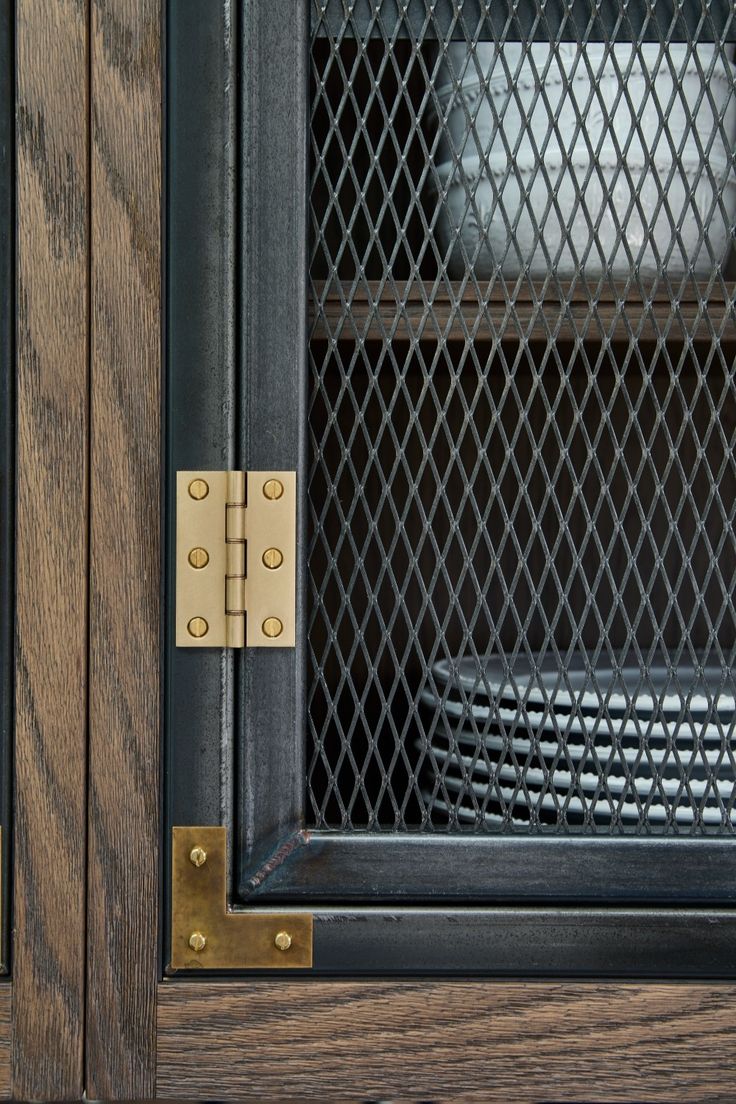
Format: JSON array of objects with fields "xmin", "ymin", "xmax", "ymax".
[
  {"xmin": 238, "ymin": 832, "xmax": 736, "ymax": 905},
  {"xmin": 312, "ymin": 907, "xmax": 736, "ymax": 975},
  {"xmin": 164, "ymin": 0, "xmax": 238, "ymax": 965},
  {"xmin": 311, "ymin": 0, "xmax": 736, "ymax": 41},
  {"xmin": 234, "ymin": 0, "xmax": 309, "ymax": 885},
  {"xmin": 167, "ymin": 907, "xmax": 736, "ymax": 977},
  {"xmin": 0, "ymin": 0, "xmax": 13, "ymax": 975}
]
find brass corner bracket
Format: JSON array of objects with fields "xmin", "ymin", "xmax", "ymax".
[{"xmin": 170, "ymin": 826, "xmax": 313, "ymax": 970}]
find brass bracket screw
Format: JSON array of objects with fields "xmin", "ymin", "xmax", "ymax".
[{"xmin": 274, "ymin": 931, "xmax": 292, "ymax": 952}]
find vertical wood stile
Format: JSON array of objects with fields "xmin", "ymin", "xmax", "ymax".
[
  {"xmin": 14, "ymin": 0, "xmax": 88, "ymax": 1098},
  {"xmin": 87, "ymin": 0, "xmax": 161, "ymax": 1096}
]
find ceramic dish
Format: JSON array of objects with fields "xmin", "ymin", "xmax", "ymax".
[
  {"xmin": 426, "ymin": 794, "xmax": 529, "ymax": 827},
  {"xmin": 426, "ymin": 793, "xmax": 735, "ymax": 828},
  {"xmin": 426, "ymin": 741, "xmax": 736, "ymax": 801},
  {"xmin": 440, "ymin": 772, "xmax": 736, "ymax": 825},
  {"xmin": 419, "ymin": 702, "xmax": 736, "ymax": 763},
  {"xmin": 428, "ymin": 655, "xmax": 736, "ymax": 717},
  {"xmin": 419, "ymin": 691, "xmax": 734, "ymax": 750},
  {"xmin": 431, "ymin": 44, "xmax": 736, "ymax": 169},
  {"xmin": 427, "ymin": 152, "xmax": 736, "ymax": 280}
]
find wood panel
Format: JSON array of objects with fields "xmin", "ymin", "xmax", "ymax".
[
  {"xmin": 86, "ymin": 0, "xmax": 161, "ymax": 1098},
  {"xmin": 157, "ymin": 979, "xmax": 736, "ymax": 1103},
  {"xmin": 14, "ymin": 0, "xmax": 88, "ymax": 1098}
]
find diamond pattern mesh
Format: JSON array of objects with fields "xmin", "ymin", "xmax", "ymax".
[{"xmin": 306, "ymin": 1, "xmax": 736, "ymax": 833}]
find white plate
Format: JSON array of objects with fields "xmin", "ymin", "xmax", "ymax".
[
  {"xmin": 426, "ymin": 794, "xmax": 529, "ymax": 828},
  {"xmin": 426, "ymin": 794, "xmax": 734, "ymax": 830},
  {"xmin": 427, "ymin": 741, "xmax": 736, "ymax": 802},
  {"xmin": 419, "ymin": 687, "xmax": 733, "ymax": 744},
  {"xmin": 422, "ymin": 713, "xmax": 733, "ymax": 767},
  {"xmin": 440, "ymin": 773, "xmax": 736, "ymax": 825},
  {"xmin": 429, "ymin": 154, "xmax": 736, "ymax": 281},
  {"xmin": 432, "ymin": 45, "xmax": 736, "ymax": 171},
  {"xmin": 430, "ymin": 656, "xmax": 736, "ymax": 717}
]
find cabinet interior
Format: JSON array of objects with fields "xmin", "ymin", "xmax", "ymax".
[{"xmin": 306, "ymin": 28, "xmax": 736, "ymax": 834}]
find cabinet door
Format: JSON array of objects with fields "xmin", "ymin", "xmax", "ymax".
[{"xmin": 166, "ymin": 0, "xmax": 736, "ymax": 975}]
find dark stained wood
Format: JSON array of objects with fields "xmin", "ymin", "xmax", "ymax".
[
  {"xmin": 14, "ymin": 0, "xmax": 88, "ymax": 1098},
  {"xmin": 311, "ymin": 279, "xmax": 736, "ymax": 344},
  {"xmin": 0, "ymin": 985, "xmax": 11, "ymax": 1100},
  {"xmin": 157, "ymin": 979, "xmax": 736, "ymax": 1102},
  {"xmin": 86, "ymin": 0, "xmax": 161, "ymax": 1098}
]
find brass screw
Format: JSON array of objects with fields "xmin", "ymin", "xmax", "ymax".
[
  {"xmin": 274, "ymin": 931, "xmax": 292, "ymax": 952},
  {"xmin": 188, "ymin": 478, "xmax": 209, "ymax": 500},
  {"xmin": 263, "ymin": 478, "xmax": 284, "ymax": 501},
  {"xmin": 188, "ymin": 547, "xmax": 210, "ymax": 569},
  {"xmin": 187, "ymin": 616, "xmax": 209, "ymax": 638},
  {"xmin": 262, "ymin": 617, "xmax": 283, "ymax": 639},
  {"xmin": 189, "ymin": 931, "xmax": 207, "ymax": 953},
  {"xmin": 189, "ymin": 846, "xmax": 207, "ymax": 867},
  {"xmin": 262, "ymin": 547, "xmax": 283, "ymax": 570}
]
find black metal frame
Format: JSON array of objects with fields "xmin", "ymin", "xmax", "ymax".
[
  {"xmin": 165, "ymin": 0, "xmax": 736, "ymax": 976},
  {"xmin": 0, "ymin": 0, "xmax": 13, "ymax": 974}
]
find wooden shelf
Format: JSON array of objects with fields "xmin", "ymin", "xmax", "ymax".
[{"xmin": 310, "ymin": 279, "xmax": 736, "ymax": 345}]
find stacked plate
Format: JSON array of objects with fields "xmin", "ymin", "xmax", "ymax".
[
  {"xmin": 426, "ymin": 43, "xmax": 736, "ymax": 280},
  {"xmin": 420, "ymin": 654, "xmax": 736, "ymax": 827}
]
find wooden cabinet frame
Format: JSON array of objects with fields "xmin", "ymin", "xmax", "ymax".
[
  {"xmin": 7, "ymin": 0, "xmax": 733, "ymax": 1099},
  {"xmin": 7, "ymin": 0, "xmax": 88, "ymax": 1098}
]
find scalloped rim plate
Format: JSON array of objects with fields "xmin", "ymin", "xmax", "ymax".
[
  {"xmin": 429, "ymin": 657, "xmax": 736, "ymax": 717},
  {"xmin": 439, "ymin": 772, "xmax": 736, "ymax": 825},
  {"xmin": 426, "ymin": 740, "xmax": 736, "ymax": 801},
  {"xmin": 419, "ymin": 687, "xmax": 733, "ymax": 742}
]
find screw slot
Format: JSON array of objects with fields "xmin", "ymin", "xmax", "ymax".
[
  {"xmin": 263, "ymin": 478, "xmax": 284, "ymax": 501},
  {"xmin": 188, "ymin": 547, "xmax": 209, "ymax": 569},
  {"xmin": 262, "ymin": 547, "xmax": 283, "ymax": 570},
  {"xmin": 187, "ymin": 617, "xmax": 209, "ymax": 639},
  {"xmin": 262, "ymin": 617, "xmax": 283, "ymax": 639},
  {"xmin": 189, "ymin": 931, "xmax": 207, "ymax": 953},
  {"xmin": 274, "ymin": 931, "xmax": 292, "ymax": 952},
  {"xmin": 188, "ymin": 478, "xmax": 209, "ymax": 500}
]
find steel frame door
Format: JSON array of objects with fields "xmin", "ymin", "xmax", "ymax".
[{"xmin": 166, "ymin": 0, "xmax": 736, "ymax": 975}]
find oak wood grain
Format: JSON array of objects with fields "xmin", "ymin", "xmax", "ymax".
[
  {"xmin": 14, "ymin": 1, "xmax": 88, "ymax": 1098},
  {"xmin": 86, "ymin": 0, "xmax": 161, "ymax": 1098},
  {"xmin": 157, "ymin": 979, "xmax": 736, "ymax": 1103},
  {"xmin": 0, "ymin": 985, "xmax": 11, "ymax": 1100}
]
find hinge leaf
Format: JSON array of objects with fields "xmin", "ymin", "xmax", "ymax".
[{"xmin": 176, "ymin": 470, "xmax": 296, "ymax": 648}]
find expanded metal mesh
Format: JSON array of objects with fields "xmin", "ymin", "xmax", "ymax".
[{"xmin": 306, "ymin": 1, "xmax": 736, "ymax": 833}]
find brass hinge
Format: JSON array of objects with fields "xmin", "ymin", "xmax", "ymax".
[
  {"xmin": 176, "ymin": 471, "xmax": 296, "ymax": 648},
  {"xmin": 170, "ymin": 827, "xmax": 313, "ymax": 970}
]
